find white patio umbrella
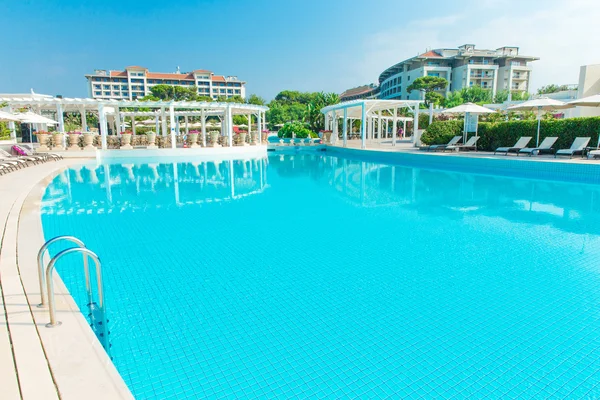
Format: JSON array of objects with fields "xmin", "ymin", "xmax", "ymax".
[
  {"xmin": 442, "ymin": 102, "xmax": 495, "ymax": 143},
  {"xmin": 14, "ymin": 111, "xmax": 59, "ymax": 125},
  {"xmin": 567, "ymin": 94, "xmax": 600, "ymax": 147},
  {"xmin": 507, "ymin": 98, "xmax": 573, "ymax": 146},
  {"xmin": 0, "ymin": 110, "xmax": 21, "ymax": 122}
]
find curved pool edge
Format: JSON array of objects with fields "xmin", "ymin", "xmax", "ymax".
[{"xmin": 10, "ymin": 160, "xmax": 134, "ymax": 400}]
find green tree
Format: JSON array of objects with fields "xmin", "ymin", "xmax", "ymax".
[
  {"xmin": 406, "ymin": 76, "xmax": 449, "ymax": 107},
  {"xmin": 304, "ymin": 92, "xmax": 340, "ymax": 132},
  {"xmin": 459, "ymin": 86, "xmax": 492, "ymax": 104},
  {"xmin": 425, "ymin": 92, "xmax": 445, "ymax": 107},
  {"xmin": 246, "ymin": 94, "xmax": 265, "ymax": 105},
  {"xmin": 443, "ymin": 91, "xmax": 464, "ymax": 108},
  {"xmin": 150, "ymin": 84, "xmax": 199, "ymax": 101},
  {"xmin": 536, "ymin": 84, "xmax": 575, "ymax": 95}
]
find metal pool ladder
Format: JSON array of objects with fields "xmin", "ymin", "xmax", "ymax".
[{"xmin": 37, "ymin": 236, "xmax": 111, "ymax": 356}]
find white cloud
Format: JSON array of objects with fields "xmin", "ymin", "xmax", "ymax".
[{"xmin": 344, "ymin": 0, "xmax": 600, "ymax": 92}]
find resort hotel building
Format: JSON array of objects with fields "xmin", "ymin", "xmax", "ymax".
[
  {"xmin": 377, "ymin": 44, "xmax": 539, "ymax": 100},
  {"xmin": 340, "ymin": 84, "xmax": 380, "ymax": 102},
  {"xmin": 85, "ymin": 66, "xmax": 246, "ymax": 101}
]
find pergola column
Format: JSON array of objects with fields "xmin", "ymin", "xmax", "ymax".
[
  {"xmin": 155, "ymin": 115, "xmax": 160, "ymax": 135},
  {"xmin": 169, "ymin": 104, "xmax": 176, "ymax": 149},
  {"xmin": 98, "ymin": 104, "xmax": 108, "ymax": 150},
  {"xmin": 81, "ymin": 107, "xmax": 88, "ymax": 132},
  {"xmin": 361, "ymin": 102, "xmax": 366, "ymax": 149},
  {"xmin": 201, "ymin": 109, "xmax": 206, "ymax": 147},
  {"xmin": 131, "ymin": 115, "xmax": 136, "ymax": 135},
  {"xmin": 392, "ymin": 107, "xmax": 398, "ymax": 147},
  {"xmin": 377, "ymin": 112, "xmax": 382, "ymax": 139},
  {"xmin": 56, "ymin": 103, "xmax": 66, "ymax": 147},
  {"xmin": 413, "ymin": 105, "xmax": 421, "ymax": 146},
  {"xmin": 403, "ymin": 120, "xmax": 407, "ymax": 138},
  {"xmin": 247, "ymin": 114, "xmax": 252, "ymax": 143},
  {"xmin": 342, "ymin": 108, "xmax": 348, "ymax": 147},
  {"xmin": 161, "ymin": 107, "xmax": 167, "ymax": 137},
  {"xmin": 332, "ymin": 114, "xmax": 338, "ymax": 144},
  {"xmin": 184, "ymin": 116, "xmax": 189, "ymax": 135},
  {"xmin": 257, "ymin": 111, "xmax": 263, "ymax": 141},
  {"xmin": 226, "ymin": 105, "xmax": 233, "ymax": 148},
  {"xmin": 114, "ymin": 107, "xmax": 121, "ymax": 135}
]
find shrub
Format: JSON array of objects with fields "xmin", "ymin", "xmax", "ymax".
[
  {"xmin": 422, "ymin": 117, "xmax": 600, "ymax": 150},
  {"xmin": 277, "ymin": 122, "xmax": 317, "ymax": 138},
  {"xmin": 421, "ymin": 120, "xmax": 463, "ymax": 145}
]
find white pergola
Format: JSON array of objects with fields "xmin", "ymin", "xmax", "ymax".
[
  {"xmin": 0, "ymin": 96, "xmax": 268, "ymax": 150},
  {"xmin": 320, "ymin": 99, "xmax": 423, "ymax": 149}
]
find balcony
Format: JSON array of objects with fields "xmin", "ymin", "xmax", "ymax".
[
  {"xmin": 470, "ymin": 73, "xmax": 494, "ymax": 79},
  {"xmin": 512, "ymin": 74, "xmax": 527, "ymax": 80}
]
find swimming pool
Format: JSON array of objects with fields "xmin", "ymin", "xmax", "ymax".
[{"xmin": 41, "ymin": 153, "xmax": 600, "ymax": 398}]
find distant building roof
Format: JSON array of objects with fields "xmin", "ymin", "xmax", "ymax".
[
  {"xmin": 125, "ymin": 65, "xmax": 148, "ymax": 70},
  {"xmin": 212, "ymin": 75, "xmax": 226, "ymax": 82},
  {"xmin": 147, "ymin": 72, "xmax": 194, "ymax": 80}
]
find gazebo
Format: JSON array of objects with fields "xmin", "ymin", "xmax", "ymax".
[
  {"xmin": 320, "ymin": 99, "xmax": 423, "ymax": 149},
  {"xmin": 0, "ymin": 96, "xmax": 268, "ymax": 150}
]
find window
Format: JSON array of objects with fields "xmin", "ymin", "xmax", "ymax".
[
  {"xmin": 220, "ymin": 89, "xmax": 225, "ymax": 93},
  {"xmin": 227, "ymin": 89, "xmax": 233, "ymax": 94},
  {"xmin": 94, "ymin": 84, "xmax": 100, "ymax": 89},
  {"xmin": 469, "ymin": 59, "xmax": 474, "ymax": 64},
  {"xmin": 407, "ymin": 76, "xmax": 410, "ymax": 81},
  {"xmin": 95, "ymin": 91, "xmax": 101, "ymax": 96},
  {"xmin": 483, "ymin": 59, "xmax": 489, "ymax": 65},
  {"xmin": 235, "ymin": 89, "xmax": 240, "ymax": 94},
  {"xmin": 104, "ymin": 91, "xmax": 110, "ymax": 95},
  {"xmin": 511, "ymin": 61, "xmax": 521, "ymax": 66},
  {"xmin": 103, "ymin": 85, "xmax": 110, "ymax": 89}
]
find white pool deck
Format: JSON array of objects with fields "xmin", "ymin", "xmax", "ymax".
[{"xmin": 1, "ymin": 144, "xmax": 599, "ymax": 399}]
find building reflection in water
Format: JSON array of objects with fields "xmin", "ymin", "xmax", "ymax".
[
  {"xmin": 42, "ymin": 157, "xmax": 268, "ymax": 214},
  {"xmin": 267, "ymin": 154, "xmax": 600, "ymax": 236}
]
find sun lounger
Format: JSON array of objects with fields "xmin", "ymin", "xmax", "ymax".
[
  {"xmin": 18, "ymin": 144, "xmax": 62, "ymax": 160},
  {"xmin": 555, "ymin": 137, "xmax": 591, "ymax": 158},
  {"xmin": 1, "ymin": 147, "xmax": 44, "ymax": 164},
  {"xmin": 425, "ymin": 136, "xmax": 462, "ymax": 151},
  {"xmin": 445, "ymin": 136, "xmax": 480, "ymax": 152},
  {"xmin": 494, "ymin": 137, "xmax": 532, "ymax": 155},
  {"xmin": 518, "ymin": 137, "xmax": 558, "ymax": 156}
]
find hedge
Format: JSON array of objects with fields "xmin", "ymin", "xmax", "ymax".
[{"xmin": 422, "ymin": 117, "xmax": 600, "ymax": 151}]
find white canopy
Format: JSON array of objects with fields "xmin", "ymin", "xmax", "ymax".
[
  {"xmin": 567, "ymin": 94, "xmax": 600, "ymax": 107},
  {"xmin": 14, "ymin": 111, "xmax": 58, "ymax": 124},
  {"xmin": 0, "ymin": 110, "xmax": 21, "ymax": 122},
  {"xmin": 507, "ymin": 98, "xmax": 572, "ymax": 111},
  {"xmin": 442, "ymin": 102, "xmax": 495, "ymax": 114}
]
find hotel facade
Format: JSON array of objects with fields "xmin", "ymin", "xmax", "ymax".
[
  {"xmin": 378, "ymin": 44, "xmax": 539, "ymax": 100},
  {"xmin": 85, "ymin": 66, "xmax": 246, "ymax": 100}
]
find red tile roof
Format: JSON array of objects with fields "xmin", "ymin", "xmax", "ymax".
[
  {"xmin": 110, "ymin": 71, "xmax": 127, "ymax": 77},
  {"xmin": 211, "ymin": 75, "xmax": 226, "ymax": 82},
  {"xmin": 125, "ymin": 65, "xmax": 148, "ymax": 70},
  {"xmin": 193, "ymin": 69, "xmax": 212, "ymax": 74},
  {"xmin": 146, "ymin": 72, "xmax": 194, "ymax": 80},
  {"xmin": 418, "ymin": 50, "xmax": 442, "ymax": 58}
]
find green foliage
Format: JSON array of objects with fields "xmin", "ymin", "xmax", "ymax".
[
  {"xmin": 511, "ymin": 91, "xmax": 530, "ymax": 101},
  {"xmin": 425, "ymin": 92, "xmax": 445, "ymax": 107},
  {"xmin": 459, "ymin": 86, "xmax": 492, "ymax": 104},
  {"xmin": 537, "ymin": 84, "xmax": 575, "ymax": 95},
  {"xmin": 266, "ymin": 90, "xmax": 339, "ymax": 131},
  {"xmin": 246, "ymin": 94, "xmax": 265, "ymax": 105},
  {"xmin": 421, "ymin": 117, "xmax": 600, "ymax": 151},
  {"xmin": 277, "ymin": 122, "xmax": 316, "ymax": 138},
  {"xmin": 420, "ymin": 120, "xmax": 464, "ymax": 145},
  {"xmin": 150, "ymin": 84, "xmax": 200, "ymax": 101},
  {"xmin": 443, "ymin": 91, "xmax": 464, "ymax": 108},
  {"xmin": 0, "ymin": 122, "xmax": 11, "ymax": 139}
]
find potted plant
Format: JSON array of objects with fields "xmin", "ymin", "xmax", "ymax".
[
  {"xmin": 320, "ymin": 130, "xmax": 333, "ymax": 143},
  {"xmin": 250, "ymin": 131, "xmax": 259, "ymax": 145},
  {"xmin": 208, "ymin": 130, "xmax": 220, "ymax": 147},
  {"xmin": 67, "ymin": 131, "xmax": 82, "ymax": 150},
  {"xmin": 261, "ymin": 129, "xmax": 269, "ymax": 144},
  {"xmin": 83, "ymin": 132, "xmax": 96, "ymax": 150},
  {"xmin": 52, "ymin": 131, "xmax": 65, "ymax": 151},
  {"xmin": 36, "ymin": 130, "xmax": 51, "ymax": 151},
  {"xmin": 120, "ymin": 130, "xmax": 133, "ymax": 149},
  {"xmin": 188, "ymin": 130, "xmax": 199, "ymax": 148},
  {"xmin": 146, "ymin": 130, "xmax": 157, "ymax": 149},
  {"xmin": 237, "ymin": 130, "xmax": 248, "ymax": 146}
]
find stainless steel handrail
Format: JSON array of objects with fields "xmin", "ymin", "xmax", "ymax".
[
  {"xmin": 45, "ymin": 247, "xmax": 109, "ymax": 353},
  {"xmin": 37, "ymin": 236, "xmax": 89, "ymax": 307}
]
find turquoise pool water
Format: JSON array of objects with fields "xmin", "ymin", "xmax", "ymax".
[{"xmin": 41, "ymin": 154, "xmax": 600, "ymax": 399}]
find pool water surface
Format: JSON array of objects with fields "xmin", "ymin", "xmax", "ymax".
[{"xmin": 41, "ymin": 154, "xmax": 600, "ymax": 399}]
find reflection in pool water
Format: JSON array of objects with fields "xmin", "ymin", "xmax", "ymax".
[{"xmin": 42, "ymin": 154, "xmax": 600, "ymax": 399}]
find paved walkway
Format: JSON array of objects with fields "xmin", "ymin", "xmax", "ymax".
[{"xmin": 0, "ymin": 159, "xmax": 132, "ymax": 400}]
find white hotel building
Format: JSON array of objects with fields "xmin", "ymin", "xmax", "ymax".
[
  {"xmin": 85, "ymin": 66, "xmax": 246, "ymax": 100},
  {"xmin": 379, "ymin": 44, "xmax": 539, "ymax": 100}
]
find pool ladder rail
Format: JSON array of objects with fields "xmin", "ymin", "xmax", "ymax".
[{"xmin": 37, "ymin": 236, "xmax": 111, "ymax": 356}]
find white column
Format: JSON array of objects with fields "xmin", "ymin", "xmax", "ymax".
[
  {"xmin": 81, "ymin": 107, "xmax": 88, "ymax": 132},
  {"xmin": 161, "ymin": 107, "xmax": 167, "ymax": 137},
  {"xmin": 332, "ymin": 115, "xmax": 338, "ymax": 144},
  {"xmin": 247, "ymin": 114, "xmax": 252, "ymax": 143},
  {"xmin": 155, "ymin": 115, "xmax": 160, "ymax": 135},
  {"xmin": 169, "ymin": 104, "xmax": 176, "ymax": 149},
  {"xmin": 257, "ymin": 111, "xmax": 263, "ymax": 139},
  {"xmin": 184, "ymin": 116, "xmax": 189, "ymax": 135},
  {"xmin": 114, "ymin": 108, "xmax": 121, "ymax": 135},
  {"xmin": 131, "ymin": 116, "xmax": 136, "ymax": 135},
  {"xmin": 201, "ymin": 109, "xmax": 206, "ymax": 147},
  {"xmin": 176, "ymin": 117, "xmax": 180, "ymax": 136},
  {"xmin": 377, "ymin": 112, "xmax": 382, "ymax": 139},
  {"xmin": 56, "ymin": 103, "xmax": 66, "ymax": 147},
  {"xmin": 429, "ymin": 103, "xmax": 434, "ymax": 125},
  {"xmin": 361, "ymin": 102, "xmax": 366, "ymax": 149},
  {"xmin": 98, "ymin": 104, "xmax": 108, "ymax": 150},
  {"xmin": 403, "ymin": 120, "xmax": 407, "ymax": 139},
  {"xmin": 392, "ymin": 107, "xmax": 397, "ymax": 147},
  {"xmin": 226, "ymin": 105, "xmax": 233, "ymax": 148},
  {"xmin": 413, "ymin": 105, "xmax": 421, "ymax": 146},
  {"xmin": 343, "ymin": 108, "xmax": 348, "ymax": 147}
]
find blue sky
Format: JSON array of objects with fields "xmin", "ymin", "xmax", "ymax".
[{"xmin": 0, "ymin": 0, "xmax": 598, "ymax": 100}]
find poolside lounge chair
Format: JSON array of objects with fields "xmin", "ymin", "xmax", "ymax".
[
  {"xmin": 19, "ymin": 144, "xmax": 62, "ymax": 160},
  {"xmin": 555, "ymin": 137, "xmax": 591, "ymax": 158},
  {"xmin": 1, "ymin": 147, "xmax": 44, "ymax": 164},
  {"xmin": 494, "ymin": 137, "xmax": 532, "ymax": 155},
  {"xmin": 518, "ymin": 137, "xmax": 558, "ymax": 156},
  {"xmin": 445, "ymin": 136, "xmax": 480, "ymax": 152},
  {"xmin": 425, "ymin": 136, "xmax": 462, "ymax": 151}
]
